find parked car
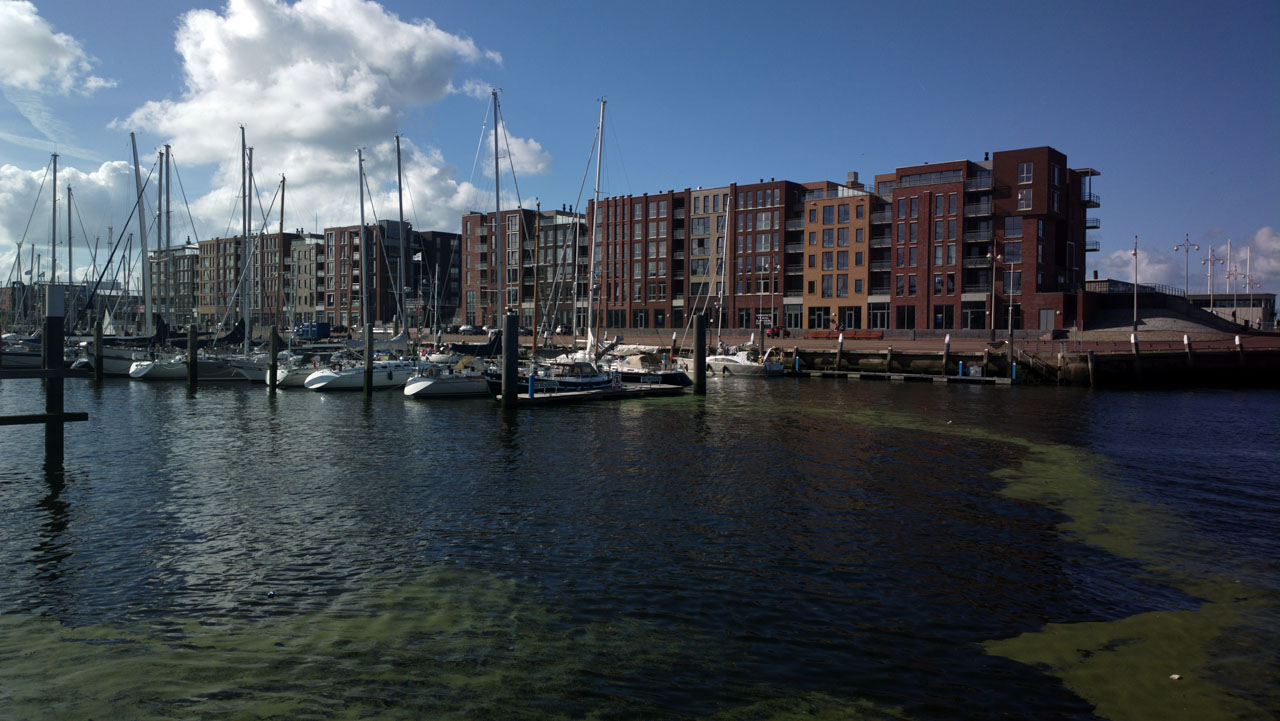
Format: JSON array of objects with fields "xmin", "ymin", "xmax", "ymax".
[{"xmin": 457, "ymin": 325, "xmax": 480, "ymax": 335}]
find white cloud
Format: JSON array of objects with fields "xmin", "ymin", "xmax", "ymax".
[
  {"xmin": 110, "ymin": 0, "xmax": 515, "ymax": 238},
  {"xmin": 1093, "ymin": 246, "xmax": 1180, "ymax": 290},
  {"xmin": 0, "ymin": 1, "xmax": 115, "ymax": 145},
  {"xmin": 0, "ymin": 1, "xmax": 115, "ymax": 95},
  {"xmin": 485, "ymin": 123, "xmax": 553, "ymax": 178},
  {"xmin": 449, "ymin": 79, "xmax": 493, "ymax": 101}
]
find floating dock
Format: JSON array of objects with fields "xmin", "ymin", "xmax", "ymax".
[
  {"xmin": 499, "ymin": 383, "xmax": 687, "ymax": 405},
  {"xmin": 793, "ymin": 370, "xmax": 1012, "ymax": 385}
]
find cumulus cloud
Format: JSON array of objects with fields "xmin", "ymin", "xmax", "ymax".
[
  {"xmin": 484, "ymin": 123, "xmax": 553, "ymax": 178},
  {"xmin": 0, "ymin": 161, "xmax": 136, "ymax": 285},
  {"xmin": 0, "ymin": 1, "xmax": 115, "ymax": 146},
  {"xmin": 1093, "ymin": 246, "xmax": 1180, "ymax": 290},
  {"xmin": 0, "ymin": 1, "xmax": 115, "ymax": 95},
  {"xmin": 110, "ymin": 0, "xmax": 515, "ymax": 237}
]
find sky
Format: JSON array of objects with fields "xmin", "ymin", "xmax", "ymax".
[{"xmin": 1, "ymin": 0, "xmax": 1277, "ymax": 295}]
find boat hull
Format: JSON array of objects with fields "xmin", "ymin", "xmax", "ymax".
[
  {"xmin": 303, "ymin": 360, "xmax": 417, "ymax": 391},
  {"xmin": 404, "ymin": 372, "xmax": 490, "ymax": 397}
]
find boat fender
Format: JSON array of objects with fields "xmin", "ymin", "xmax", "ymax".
[{"xmin": 387, "ymin": 369, "xmax": 394, "ymax": 380}]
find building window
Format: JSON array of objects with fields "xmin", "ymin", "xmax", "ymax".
[
  {"xmin": 897, "ymin": 198, "xmax": 906, "ymax": 219},
  {"xmin": 836, "ymin": 275, "xmax": 848, "ymax": 297},
  {"xmin": 948, "ymin": 218, "xmax": 957, "ymax": 240},
  {"xmin": 947, "ymin": 244, "xmax": 956, "ymax": 265},
  {"xmin": 822, "ymin": 251, "xmax": 833, "ymax": 270},
  {"xmin": 910, "ymin": 197, "xmax": 919, "ymax": 218},
  {"xmin": 908, "ymin": 275, "xmax": 917, "ymax": 296},
  {"xmin": 935, "ymin": 195, "xmax": 944, "ymax": 216},
  {"xmin": 1004, "ymin": 270, "xmax": 1022, "ymax": 294},
  {"xmin": 823, "ymin": 206, "xmax": 834, "ymax": 225},
  {"xmin": 897, "ymin": 222, "xmax": 906, "ymax": 244},
  {"xmin": 909, "ymin": 222, "xmax": 918, "ymax": 243},
  {"xmin": 1004, "ymin": 216, "xmax": 1023, "ymax": 237},
  {"xmin": 856, "ymin": 204, "xmax": 865, "ymax": 219},
  {"xmin": 934, "ymin": 273, "xmax": 943, "ymax": 296},
  {"xmin": 946, "ymin": 273, "xmax": 955, "ymax": 294},
  {"xmin": 837, "ymin": 228, "xmax": 849, "ymax": 246},
  {"xmin": 808, "ymin": 208, "xmax": 816, "ymax": 222},
  {"xmin": 895, "ymin": 274, "xmax": 904, "ymax": 296},
  {"xmin": 856, "ymin": 228, "xmax": 864, "ymax": 243},
  {"xmin": 1017, "ymin": 189, "xmax": 1032, "ymax": 211},
  {"xmin": 948, "ymin": 193, "xmax": 957, "ymax": 215},
  {"xmin": 855, "ymin": 251, "xmax": 864, "ymax": 266},
  {"xmin": 808, "ymin": 231, "xmax": 816, "ymax": 246},
  {"xmin": 1051, "ymin": 190, "xmax": 1061, "ymax": 213},
  {"xmin": 821, "ymin": 274, "xmax": 833, "ymax": 298},
  {"xmin": 838, "ymin": 204, "xmax": 849, "ymax": 223},
  {"xmin": 1004, "ymin": 242, "xmax": 1022, "ymax": 263},
  {"xmin": 1018, "ymin": 162, "xmax": 1033, "ymax": 184},
  {"xmin": 822, "ymin": 229, "xmax": 834, "ymax": 247},
  {"xmin": 855, "ymin": 278, "xmax": 864, "ymax": 294},
  {"xmin": 837, "ymin": 251, "xmax": 848, "ymax": 270},
  {"xmin": 934, "ymin": 245, "xmax": 944, "ymax": 266}
]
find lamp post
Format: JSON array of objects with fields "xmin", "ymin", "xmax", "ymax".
[
  {"xmin": 1173, "ymin": 233, "xmax": 1198, "ymax": 296},
  {"xmin": 987, "ymin": 244, "xmax": 1001, "ymax": 341},
  {"xmin": 1131, "ymin": 235, "xmax": 1139, "ymax": 332},
  {"xmin": 1202, "ymin": 246, "xmax": 1224, "ymax": 317}
]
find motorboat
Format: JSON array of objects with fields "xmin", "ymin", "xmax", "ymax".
[
  {"xmin": 485, "ymin": 360, "xmax": 617, "ymax": 396},
  {"xmin": 403, "ymin": 357, "xmax": 490, "ymax": 398},
  {"xmin": 705, "ymin": 347, "xmax": 784, "ymax": 377},
  {"xmin": 128, "ymin": 353, "xmax": 246, "ymax": 381},
  {"xmin": 303, "ymin": 358, "xmax": 417, "ymax": 391}
]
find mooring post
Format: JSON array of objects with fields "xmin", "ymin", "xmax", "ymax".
[
  {"xmin": 1235, "ymin": 334, "xmax": 1245, "ymax": 367},
  {"xmin": 186, "ymin": 325, "xmax": 198, "ymax": 391},
  {"xmin": 43, "ymin": 288, "xmax": 66, "ymax": 467},
  {"xmin": 1087, "ymin": 350, "xmax": 1096, "ymax": 387},
  {"xmin": 885, "ymin": 344, "xmax": 894, "ymax": 373},
  {"xmin": 793, "ymin": 345, "xmax": 800, "ymax": 372},
  {"xmin": 363, "ymin": 324, "xmax": 374, "ymax": 397},
  {"xmin": 982, "ymin": 348, "xmax": 990, "ymax": 376},
  {"xmin": 93, "ymin": 321, "xmax": 103, "ymax": 382},
  {"xmin": 670, "ymin": 332, "xmax": 678, "ymax": 370},
  {"xmin": 268, "ymin": 325, "xmax": 280, "ymax": 390},
  {"xmin": 694, "ymin": 314, "xmax": 707, "ymax": 395},
  {"xmin": 835, "ymin": 332, "xmax": 844, "ymax": 372},
  {"xmin": 502, "ymin": 311, "xmax": 518, "ymax": 405},
  {"xmin": 1184, "ymin": 334, "xmax": 1194, "ymax": 367}
]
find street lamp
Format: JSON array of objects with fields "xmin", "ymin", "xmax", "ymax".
[
  {"xmin": 1131, "ymin": 235, "xmax": 1139, "ymax": 332},
  {"xmin": 1173, "ymin": 233, "xmax": 1199, "ymax": 296},
  {"xmin": 987, "ymin": 244, "xmax": 1002, "ymax": 341},
  {"xmin": 1202, "ymin": 246, "xmax": 1224, "ymax": 317}
]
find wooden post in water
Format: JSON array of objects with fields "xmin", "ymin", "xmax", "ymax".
[
  {"xmin": 186, "ymin": 325, "xmax": 198, "ymax": 391},
  {"xmin": 501, "ymin": 311, "xmax": 518, "ymax": 405},
  {"xmin": 268, "ymin": 325, "xmax": 279, "ymax": 390},
  {"xmin": 834, "ymin": 332, "xmax": 844, "ymax": 372},
  {"xmin": 885, "ymin": 345, "xmax": 893, "ymax": 373},
  {"xmin": 694, "ymin": 314, "xmax": 707, "ymax": 395},
  {"xmin": 982, "ymin": 348, "xmax": 990, "ymax": 377},
  {"xmin": 43, "ymin": 287, "xmax": 66, "ymax": 467},
  {"xmin": 1086, "ymin": 350, "xmax": 1096, "ymax": 387},
  {"xmin": 1235, "ymin": 335, "xmax": 1245, "ymax": 367},
  {"xmin": 363, "ymin": 324, "xmax": 374, "ymax": 397},
  {"xmin": 670, "ymin": 332, "xmax": 678, "ymax": 370},
  {"xmin": 942, "ymin": 334, "xmax": 951, "ymax": 376},
  {"xmin": 93, "ymin": 322, "xmax": 103, "ymax": 382},
  {"xmin": 1006, "ymin": 343, "xmax": 1014, "ymax": 378},
  {"xmin": 1184, "ymin": 334, "xmax": 1194, "ymax": 367}
]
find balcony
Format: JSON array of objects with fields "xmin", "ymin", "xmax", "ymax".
[
  {"xmin": 965, "ymin": 176, "xmax": 993, "ymax": 192},
  {"xmin": 869, "ymin": 211, "xmax": 892, "ymax": 224},
  {"xmin": 870, "ymin": 235, "xmax": 892, "ymax": 248},
  {"xmin": 870, "ymin": 260, "xmax": 893, "ymax": 271},
  {"xmin": 965, "ymin": 283, "xmax": 992, "ymax": 293},
  {"xmin": 785, "ymin": 242, "xmax": 803, "ymax": 253},
  {"xmin": 1085, "ymin": 217, "xmax": 1101, "ymax": 229},
  {"xmin": 962, "ymin": 256, "xmax": 993, "ymax": 269},
  {"xmin": 963, "ymin": 229, "xmax": 993, "ymax": 242},
  {"xmin": 785, "ymin": 264, "xmax": 803, "ymax": 274},
  {"xmin": 785, "ymin": 218, "xmax": 805, "ymax": 230},
  {"xmin": 963, "ymin": 201, "xmax": 992, "ymax": 216},
  {"xmin": 869, "ymin": 285, "xmax": 891, "ymax": 295},
  {"xmin": 1082, "ymin": 192, "xmax": 1100, "ymax": 208},
  {"xmin": 1085, "ymin": 239, "xmax": 1101, "ymax": 252}
]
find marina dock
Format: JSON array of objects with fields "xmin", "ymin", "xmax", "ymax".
[{"xmin": 498, "ymin": 383, "xmax": 687, "ymax": 405}]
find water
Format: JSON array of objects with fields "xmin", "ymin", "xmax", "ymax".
[{"xmin": 1, "ymin": 377, "xmax": 1276, "ymax": 720}]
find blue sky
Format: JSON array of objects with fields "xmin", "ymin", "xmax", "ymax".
[{"xmin": 2, "ymin": 0, "xmax": 1277, "ymax": 292}]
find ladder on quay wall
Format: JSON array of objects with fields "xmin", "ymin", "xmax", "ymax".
[{"xmin": 1011, "ymin": 345, "xmax": 1061, "ymax": 384}]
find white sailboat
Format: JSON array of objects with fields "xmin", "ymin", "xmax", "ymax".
[
  {"xmin": 404, "ymin": 356, "xmax": 490, "ymax": 398},
  {"xmin": 303, "ymin": 358, "xmax": 417, "ymax": 391}
]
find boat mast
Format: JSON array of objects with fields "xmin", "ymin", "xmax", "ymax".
[
  {"xmin": 164, "ymin": 144, "xmax": 172, "ymax": 330},
  {"xmin": 278, "ymin": 174, "xmax": 286, "ymax": 328},
  {"xmin": 358, "ymin": 148, "xmax": 367, "ymax": 331},
  {"xmin": 245, "ymin": 143, "xmax": 255, "ymax": 354},
  {"xmin": 586, "ymin": 98, "xmax": 605, "ymax": 358},
  {"xmin": 130, "ymin": 133, "xmax": 153, "ymax": 337},
  {"xmin": 492, "ymin": 88, "xmax": 502, "ymax": 328},
  {"xmin": 396, "ymin": 135, "xmax": 406, "ymax": 334},
  {"xmin": 717, "ymin": 194, "xmax": 731, "ymax": 347},
  {"xmin": 66, "ymin": 183, "xmax": 73, "ymax": 327}
]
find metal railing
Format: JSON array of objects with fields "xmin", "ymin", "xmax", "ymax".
[
  {"xmin": 870, "ymin": 261, "xmax": 892, "ymax": 271},
  {"xmin": 870, "ymin": 211, "xmax": 892, "ymax": 223},
  {"xmin": 1085, "ymin": 239, "xmax": 1101, "ymax": 252},
  {"xmin": 1085, "ymin": 217, "xmax": 1101, "ymax": 229},
  {"xmin": 785, "ymin": 219, "xmax": 805, "ymax": 230},
  {"xmin": 965, "ymin": 176, "xmax": 993, "ymax": 191},
  {"xmin": 964, "ymin": 230, "xmax": 993, "ymax": 242},
  {"xmin": 963, "ymin": 202, "xmax": 992, "ymax": 215},
  {"xmin": 870, "ymin": 235, "xmax": 892, "ymax": 248},
  {"xmin": 1082, "ymin": 192, "xmax": 1100, "ymax": 206}
]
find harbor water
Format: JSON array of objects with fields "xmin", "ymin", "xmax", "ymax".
[{"xmin": 1, "ymin": 377, "xmax": 1277, "ymax": 720}]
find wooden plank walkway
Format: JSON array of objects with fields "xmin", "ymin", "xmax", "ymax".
[{"xmin": 794, "ymin": 370, "xmax": 1012, "ymax": 385}]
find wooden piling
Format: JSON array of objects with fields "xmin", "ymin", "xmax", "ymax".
[
  {"xmin": 268, "ymin": 325, "xmax": 279, "ymax": 390},
  {"xmin": 1184, "ymin": 334, "xmax": 1194, "ymax": 367},
  {"xmin": 885, "ymin": 345, "xmax": 894, "ymax": 373},
  {"xmin": 982, "ymin": 349, "xmax": 990, "ymax": 377},
  {"xmin": 363, "ymin": 324, "xmax": 374, "ymax": 397},
  {"xmin": 93, "ymin": 322, "xmax": 103, "ymax": 382},
  {"xmin": 186, "ymin": 325, "xmax": 198, "ymax": 391},
  {"xmin": 1086, "ymin": 351, "xmax": 1095, "ymax": 387},
  {"xmin": 694, "ymin": 314, "xmax": 706, "ymax": 395},
  {"xmin": 43, "ymin": 297, "xmax": 65, "ymax": 466},
  {"xmin": 501, "ymin": 312, "xmax": 518, "ymax": 405},
  {"xmin": 942, "ymin": 334, "xmax": 951, "ymax": 376},
  {"xmin": 835, "ymin": 333, "xmax": 844, "ymax": 371}
]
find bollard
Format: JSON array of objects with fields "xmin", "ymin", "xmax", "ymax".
[
  {"xmin": 959, "ymin": 360, "xmax": 964, "ymax": 378},
  {"xmin": 1087, "ymin": 350, "xmax": 1096, "ymax": 387},
  {"xmin": 793, "ymin": 345, "xmax": 800, "ymax": 372},
  {"xmin": 694, "ymin": 314, "xmax": 707, "ymax": 395},
  {"xmin": 670, "ymin": 332, "xmax": 678, "ymax": 370},
  {"xmin": 43, "ymin": 290, "xmax": 66, "ymax": 466},
  {"xmin": 1012, "ymin": 362, "xmax": 1017, "ymax": 381},
  {"xmin": 93, "ymin": 321, "xmax": 103, "ymax": 382},
  {"xmin": 1235, "ymin": 334, "xmax": 1245, "ymax": 367},
  {"xmin": 187, "ymin": 325, "xmax": 198, "ymax": 391},
  {"xmin": 982, "ymin": 348, "xmax": 990, "ymax": 377},
  {"xmin": 885, "ymin": 344, "xmax": 894, "ymax": 373},
  {"xmin": 1184, "ymin": 334, "xmax": 1194, "ymax": 367},
  {"xmin": 835, "ymin": 332, "xmax": 844, "ymax": 372},
  {"xmin": 942, "ymin": 333, "xmax": 951, "ymax": 376}
]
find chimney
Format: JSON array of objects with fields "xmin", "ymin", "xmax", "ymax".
[{"xmin": 984, "ymin": 152, "xmax": 990, "ymax": 161}]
